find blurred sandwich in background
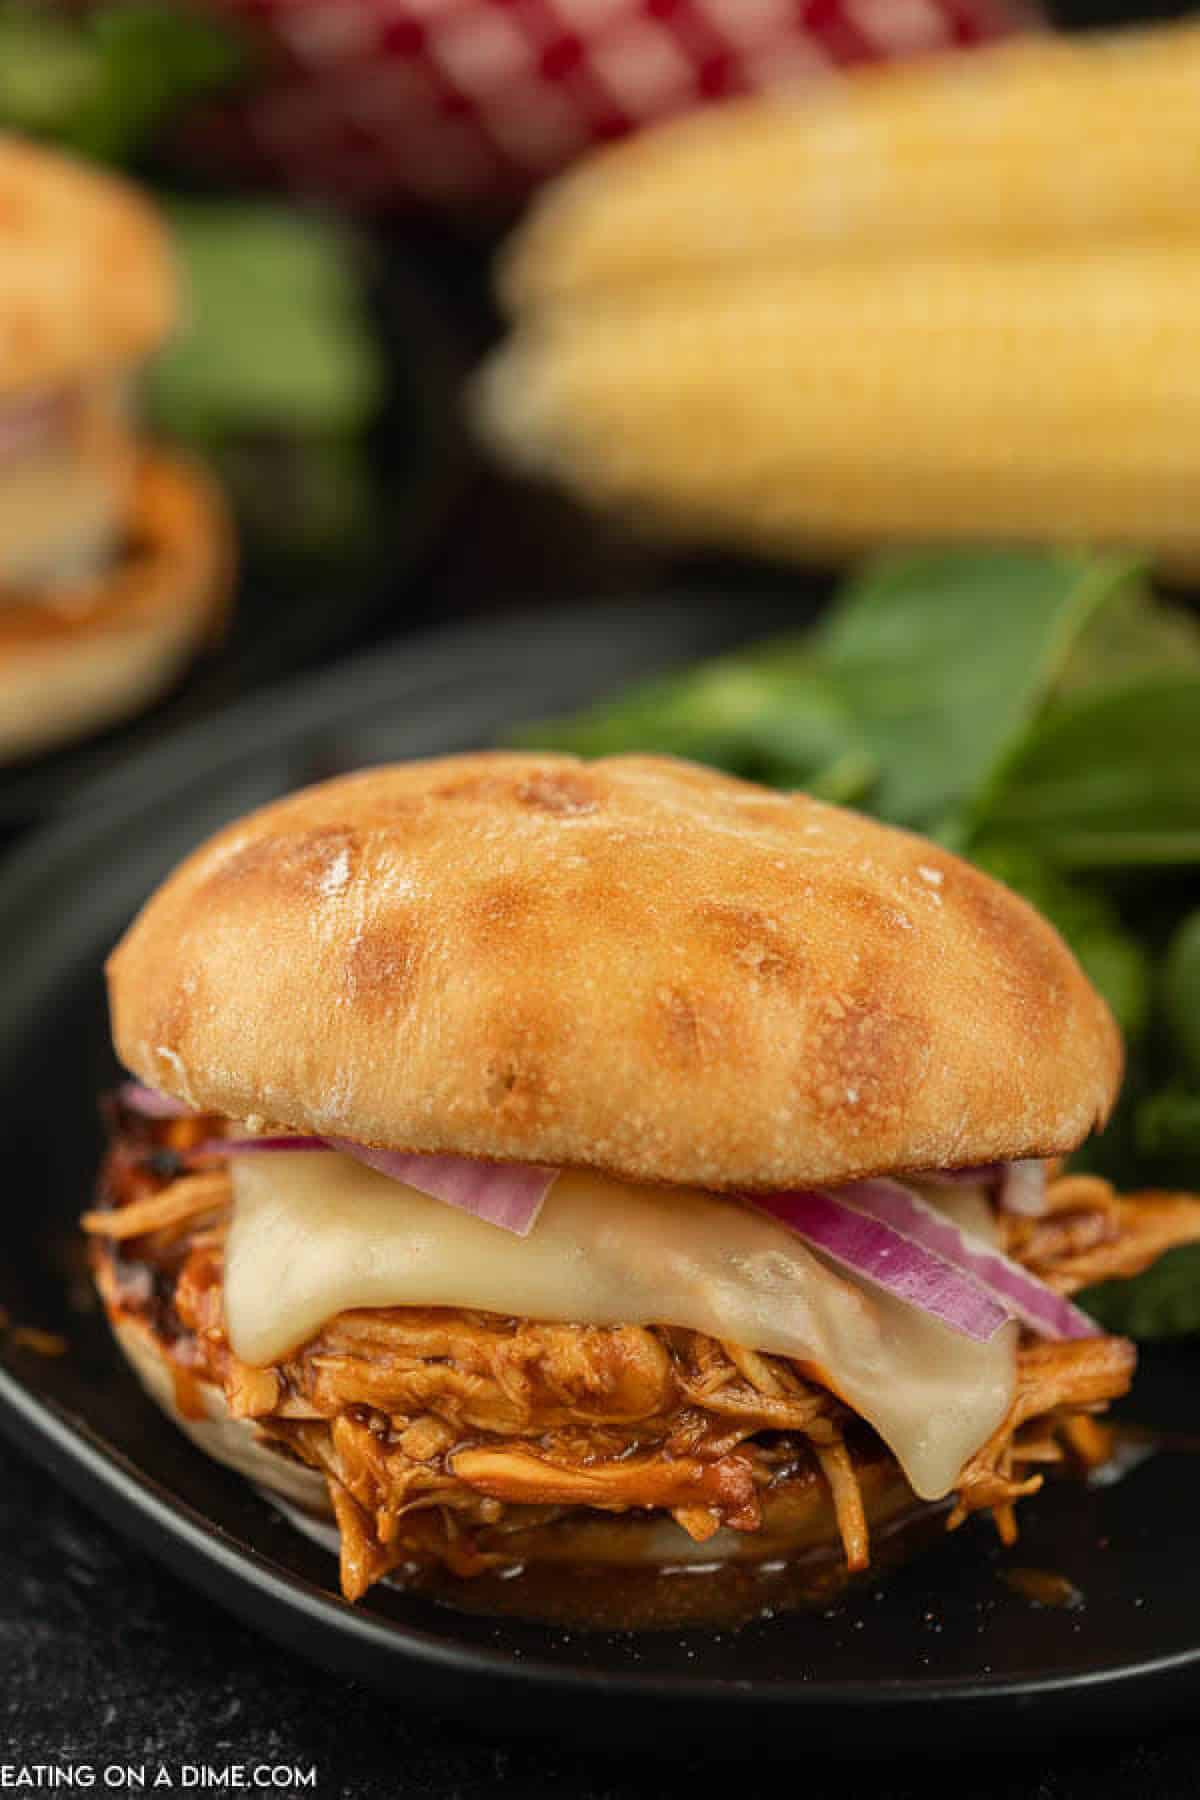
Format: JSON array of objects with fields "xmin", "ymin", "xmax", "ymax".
[
  {"xmin": 477, "ymin": 18, "xmax": 1200, "ymax": 572},
  {"xmin": 0, "ymin": 136, "xmax": 231, "ymax": 763}
]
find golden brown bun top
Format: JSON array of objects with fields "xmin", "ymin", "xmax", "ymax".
[
  {"xmin": 0, "ymin": 136, "xmax": 176, "ymax": 393},
  {"xmin": 107, "ymin": 753, "xmax": 1122, "ymax": 1190}
]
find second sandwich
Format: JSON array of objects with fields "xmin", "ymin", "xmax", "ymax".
[{"xmin": 0, "ymin": 135, "xmax": 230, "ymax": 763}]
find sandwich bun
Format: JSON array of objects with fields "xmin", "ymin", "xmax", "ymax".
[
  {"xmin": 0, "ymin": 449, "xmax": 232, "ymax": 762},
  {"xmin": 0, "ymin": 136, "xmax": 176, "ymax": 393},
  {"xmin": 108, "ymin": 752, "xmax": 1121, "ymax": 1190},
  {"xmin": 109, "ymin": 1309, "xmax": 331, "ymax": 1515}
]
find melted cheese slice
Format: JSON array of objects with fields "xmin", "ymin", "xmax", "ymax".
[
  {"xmin": 225, "ymin": 1153, "xmax": 1017, "ymax": 1501},
  {"xmin": 0, "ymin": 381, "xmax": 134, "ymax": 592}
]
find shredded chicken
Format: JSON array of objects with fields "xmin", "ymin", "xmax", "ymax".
[
  {"xmin": 1005, "ymin": 1177, "xmax": 1200, "ymax": 1294},
  {"xmin": 292, "ymin": 1309, "xmax": 679, "ymax": 1435},
  {"xmin": 949, "ymin": 1335, "xmax": 1138, "ymax": 1523},
  {"xmin": 81, "ymin": 1171, "xmax": 229, "ymax": 1240},
  {"xmin": 82, "ymin": 1106, "xmax": 1200, "ymax": 1603},
  {"xmin": 812, "ymin": 1439, "xmax": 870, "ymax": 1572}
]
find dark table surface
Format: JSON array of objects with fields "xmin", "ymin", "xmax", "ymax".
[{"xmin": 3, "ymin": 1435, "xmax": 1200, "ymax": 1798}]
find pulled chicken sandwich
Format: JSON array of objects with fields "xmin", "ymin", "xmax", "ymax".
[
  {"xmin": 0, "ymin": 134, "xmax": 230, "ymax": 762},
  {"xmin": 85, "ymin": 753, "xmax": 1200, "ymax": 1607}
]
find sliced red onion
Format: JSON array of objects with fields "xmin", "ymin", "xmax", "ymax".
[
  {"xmin": 0, "ymin": 389, "xmax": 70, "ymax": 460},
  {"xmin": 750, "ymin": 1190, "xmax": 1010, "ymax": 1344},
  {"xmin": 328, "ymin": 1140, "xmax": 556, "ymax": 1237},
  {"xmin": 183, "ymin": 1123, "xmax": 556, "ymax": 1236},
  {"xmin": 997, "ymin": 1160, "xmax": 1049, "ymax": 1218},
  {"xmin": 194, "ymin": 1135, "xmax": 328, "ymax": 1155},
  {"xmin": 116, "ymin": 1085, "xmax": 1053, "ymax": 1290},
  {"xmin": 828, "ymin": 1178, "xmax": 1096, "ymax": 1341},
  {"xmin": 120, "ymin": 1081, "xmax": 195, "ymax": 1120}
]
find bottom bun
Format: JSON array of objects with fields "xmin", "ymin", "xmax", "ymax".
[
  {"xmin": 109, "ymin": 1305, "xmax": 938, "ymax": 1611},
  {"xmin": 0, "ymin": 447, "xmax": 232, "ymax": 762},
  {"xmin": 113, "ymin": 1314, "xmax": 329, "ymax": 1513}
]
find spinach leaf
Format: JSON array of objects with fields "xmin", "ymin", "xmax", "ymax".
[
  {"xmin": 815, "ymin": 550, "xmax": 1138, "ymax": 832},
  {"xmin": 150, "ymin": 202, "xmax": 384, "ymax": 446},
  {"xmin": 1054, "ymin": 579, "xmax": 1200, "ymax": 696},
  {"xmin": 516, "ymin": 550, "xmax": 1142, "ymax": 821},
  {"xmin": 0, "ymin": 1, "xmax": 245, "ymax": 163},
  {"xmin": 513, "ymin": 648, "xmax": 876, "ymax": 802},
  {"xmin": 1136, "ymin": 1087, "xmax": 1200, "ymax": 1165},
  {"xmin": 1082, "ymin": 1245, "xmax": 1200, "ymax": 1340},
  {"xmin": 970, "ymin": 673, "xmax": 1200, "ymax": 870},
  {"xmin": 1163, "ymin": 911, "xmax": 1200, "ymax": 1086}
]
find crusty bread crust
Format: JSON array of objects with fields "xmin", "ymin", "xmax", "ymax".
[
  {"xmin": 0, "ymin": 136, "xmax": 176, "ymax": 392},
  {"xmin": 108, "ymin": 752, "xmax": 1121, "ymax": 1189},
  {"xmin": 0, "ymin": 448, "xmax": 233, "ymax": 761}
]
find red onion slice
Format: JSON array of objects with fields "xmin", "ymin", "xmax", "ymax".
[
  {"xmin": 119, "ymin": 1081, "xmax": 196, "ymax": 1120},
  {"xmin": 114, "ymin": 1085, "xmax": 1053, "ymax": 1291},
  {"xmin": 750, "ymin": 1189, "xmax": 1010, "ymax": 1344},
  {"xmin": 0, "ymin": 389, "xmax": 71, "ymax": 460},
  {"xmin": 329, "ymin": 1140, "xmax": 556, "ymax": 1236},
  {"xmin": 120, "ymin": 1081, "xmax": 555, "ymax": 1235},
  {"xmin": 829, "ymin": 1178, "xmax": 1096, "ymax": 1341},
  {"xmin": 199, "ymin": 1131, "xmax": 555, "ymax": 1234},
  {"xmin": 193, "ymin": 1135, "xmax": 328, "ymax": 1155}
]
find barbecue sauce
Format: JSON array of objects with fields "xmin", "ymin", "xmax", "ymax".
[
  {"xmin": 1000, "ymin": 1567, "xmax": 1084, "ymax": 1611},
  {"xmin": 407, "ymin": 1501, "xmax": 949, "ymax": 1631}
]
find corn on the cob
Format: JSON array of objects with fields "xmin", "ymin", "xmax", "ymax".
[
  {"xmin": 501, "ymin": 21, "xmax": 1200, "ymax": 314},
  {"xmin": 476, "ymin": 244, "xmax": 1200, "ymax": 567}
]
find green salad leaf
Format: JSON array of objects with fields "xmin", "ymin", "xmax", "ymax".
[
  {"xmin": 1053, "ymin": 577, "xmax": 1200, "ymax": 696},
  {"xmin": 518, "ymin": 549, "xmax": 1160, "ymax": 840},
  {"xmin": 970, "ymin": 673, "xmax": 1200, "ymax": 870},
  {"xmin": 511, "ymin": 645, "xmax": 876, "ymax": 803},
  {"xmin": 1082, "ymin": 1246, "xmax": 1200, "ymax": 1340},
  {"xmin": 1125, "ymin": 911, "xmax": 1200, "ymax": 1244},
  {"xmin": 150, "ymin": 202, "xmax": 385, "ymax": 445},
  {"xmin": 1136, "ymin": 1088, "xmax": 1200, "ymax": 1165},
  {"xmin": 814, "ymin": 550, "xmax": 1138, "ymax": 832},
  {"xmin": 147, "ymin": 201, "xmax": 387, "ymax": 555},
  {"xmin": 1163, "ymin": 911, "xmax": 1200, "ymax": 1087},
  {"xmin": 0, "ymin": 0, "xmax": 245, "ymax": 163}
]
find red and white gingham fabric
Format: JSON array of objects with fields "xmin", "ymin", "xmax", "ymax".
[{"xmin": 190, "ymin": 0, "xmax": 1043, "ymax": 210}]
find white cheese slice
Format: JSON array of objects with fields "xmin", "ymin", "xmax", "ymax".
[
  {"xmin": 225, "ymin": 1153, "xmax": 1017, "ymax": 1501},
  {"xmin": 0, "ymin": 380, "xmax": 134, "ymax": 593}
]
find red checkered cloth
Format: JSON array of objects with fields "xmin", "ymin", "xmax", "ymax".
[{"xmin": 188, "ymin": 0, "xmax": 1043, "ymax": 210}]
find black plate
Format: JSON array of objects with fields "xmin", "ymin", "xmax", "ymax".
[
  {"xmin": 1, "ymin": 596, "xmax": 1198, "ymax": 1753},
  {"xmin": 0, "ymin": 253, "xmax": 464, "ymax": 827}
]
